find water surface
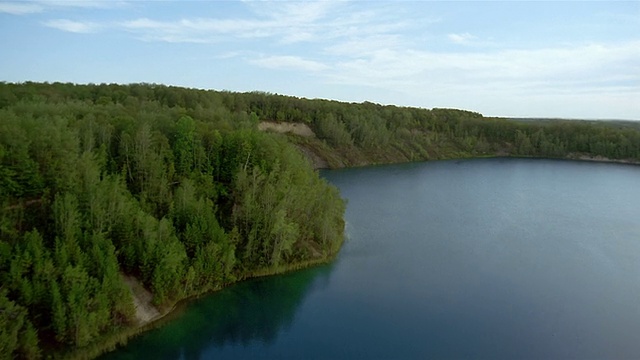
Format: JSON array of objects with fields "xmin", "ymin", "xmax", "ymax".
[{"xmin": 105, "ymin": 158, "xmax": 640, "ymax": 359}]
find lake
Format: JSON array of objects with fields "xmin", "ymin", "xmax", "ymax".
[{"xmin": 104, "ymin": 158, "xmax": 640, "ymax": 359}]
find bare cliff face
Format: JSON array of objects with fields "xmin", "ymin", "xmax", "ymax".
[
  {"xmin": 294, "ymin": 145, "xmax": 329, "ymax": 169},
  {"xmin": 258, "ymin": 121, "xmax": 329, "ymax": 169},
  {"xmin": 258, "ymin": 121, "xmax": 316, "ymax": 137}
]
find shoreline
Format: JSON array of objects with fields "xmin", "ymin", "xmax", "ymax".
[
  {"xmin": 567, "ymin": 154, "xmax": 640, "ymax": 166},
  {"xmin": 61, "ymin": 153, "xmax": 639, "ymax": 359},
  {"xmin": 312, "ymin": 152, "xmax": 640, "ymax": 171},
  {"xmin": 62, "ymin": 245, "xmax": 343, "ymax": 360}
]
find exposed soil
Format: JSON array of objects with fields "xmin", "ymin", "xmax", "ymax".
[
  {"xmin": 295, "ymin": 145, "xmax": 329, "ymax": 169},
  {"xmin": 258, "ymin": 121, "xmax": 316, "ymax": 137},
  {"xmin": 258, "ymin": 121, "xmax": 329, "ymax": 169},
  {"xmin": 121, "ymin": 274, "xmax": 161, "ymax": 326},
  {"xmin": 569, "ymin": 153, "xmax": 640, "ymax": 165}
]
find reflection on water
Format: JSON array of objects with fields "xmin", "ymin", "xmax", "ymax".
[
  {"xmin": 106, "ymin": 158, "xmax": 640, "ymax": 359},
  {"xmin": 102, "ymin": 263, "xmax": 335, "ymax": 360}
]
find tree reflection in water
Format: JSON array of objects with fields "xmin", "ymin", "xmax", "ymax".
[{"xmin": 102, "ymin": 262, "xmax": 335, "ymax": 360}]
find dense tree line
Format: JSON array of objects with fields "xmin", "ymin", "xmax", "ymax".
[
  {"xmin": 1, "ymin": 81, "xmax": 639, "ymax": 358},
  {"xmin": 2, "ymin": 82, "xmax": 639, "ymax": 166},
  {"xmin": 0, "ymin": 82, "xmax": 344, "ymax": 358}
]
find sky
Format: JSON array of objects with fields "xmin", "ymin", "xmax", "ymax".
[{"xmin": 1, "ymin": 0, "xmax": 639, "ymax": 120}]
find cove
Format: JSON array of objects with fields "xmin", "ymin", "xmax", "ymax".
[{"xmin": 103, "ymin": 158, "xmax": 640, "ymax": 359}]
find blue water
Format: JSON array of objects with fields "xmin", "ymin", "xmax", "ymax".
[{"xmin": 105, "ymin": 158, "xmax": 640, "ymax": 359}]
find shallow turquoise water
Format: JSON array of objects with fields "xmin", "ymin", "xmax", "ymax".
[{"xmin": 104, "ymin": 158, "xmax": 640, "ymax": 359}]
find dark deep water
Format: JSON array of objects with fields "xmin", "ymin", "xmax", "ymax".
[{"xmin": 104, "ymin": 158, "xmax": 640, "ymax": 359}]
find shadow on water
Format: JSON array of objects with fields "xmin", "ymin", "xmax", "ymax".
[{"xmin": 101, "ymin": 262, "xmax": 336, "ymax": 360}]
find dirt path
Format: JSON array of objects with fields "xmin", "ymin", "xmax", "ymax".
[{"xmin": 121, "ymin": 274, "xmax": 161, "ymax": 325}]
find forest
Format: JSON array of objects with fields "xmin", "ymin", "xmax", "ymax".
[{"xmin": 1, "ymin": 82, "xmax": 640, "ymax": 359}]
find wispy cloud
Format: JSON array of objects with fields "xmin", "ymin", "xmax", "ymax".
[
  {"xmin": 44, "ymin": 19, "xmax": 100, "ymax": 33},
  {"xmin": 243, "ymin": 0, "xmax": 335, "ymax": 24},
  {"xmin": 311, "ymin": 40, "xmax": 638, "ymax": 118},
  {"xmin": 327, "ymin": 40, "xmax": 640, "ymax": 112},
  {"xmin": 120, "ymin": 17, "xmax": 281, "ymax": 43},
  {"xmin": 0, "ymin": 2, "xmax": 44, "ymax": 15},
  {"xmin": 1, "ymin": 0, "xmax": 127, "ymax": 14},
  {"xmin": 251, "ymin": 55, "xmax": 329, "ymax": 72},
  {"xmin": 118, "ymin": 2, "xmax": 346, "ymax": 44},
  {"xmin": 448, "ymin": 32, "xmax": 476, "ymax": 45},
  {"xmin": 325, "ymin": 34, "xmax": 408, "ymax": 58},
  {"xmin": 215, "ymin": 51, "xmax": 242, "ymax": 60},
  {"xmin": 36, "ymin": 0, "xmax": 128, "ymax": 9},
  {"xmin": 116, "ymin": 2, "xmax": 411, "ymax": 46}
]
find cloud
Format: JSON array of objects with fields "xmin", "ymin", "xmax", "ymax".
[
  {"xmin": 448, "ymin": 32, "xmax": 476, "ymax": 45},
  {"xmin": 120, "ymin": 17, "xmax": 281, "ymax": 43},
  {"xmin": 336, "ymin": 41, "xmax": 640, "ymax": 91},
  {"xmin": 323, "ymin": 40, "xmax": 640, "ymax": 118},
  {"xmin": 36, "ymin": 0, "xmax": 128, "ymax": 9},
  {"xmin": 242, "ymin": 0, "xmax": 335, "ymax": 25},
  {"xmin": 251, "ymin": 55, "xmax": 329, "ymax": 72},
  {"xmin": 0, "ymin": 0, "xmax": 127, "ymax": 14},
  {"xmin": 0, "ymin": 2, "xmax": 44, "ymax": 14},
  {"xmin": 215, "ymin": 51, "xmax": 242, "ymax": 60},
  {"xmin": 44, "ymin": 19, "xmax": 100, "ymax": 33},
  {"xmin": 118, "ymin": 2, "xmax": 406, "ymax": 45},
  {"xmin": 38, "ymin": 1, "xmax": 411, "ymax": 52},
  {"xmin": 325, "ymin": 34, "xmax": 408, "ymax": 58},
  {"xmin": 118, "ymin": 2, "xmax": 342, "ymax": 44},
  {"xmin": 35, "ymin": 1, "xmax": 360, "ymax": 43}
]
